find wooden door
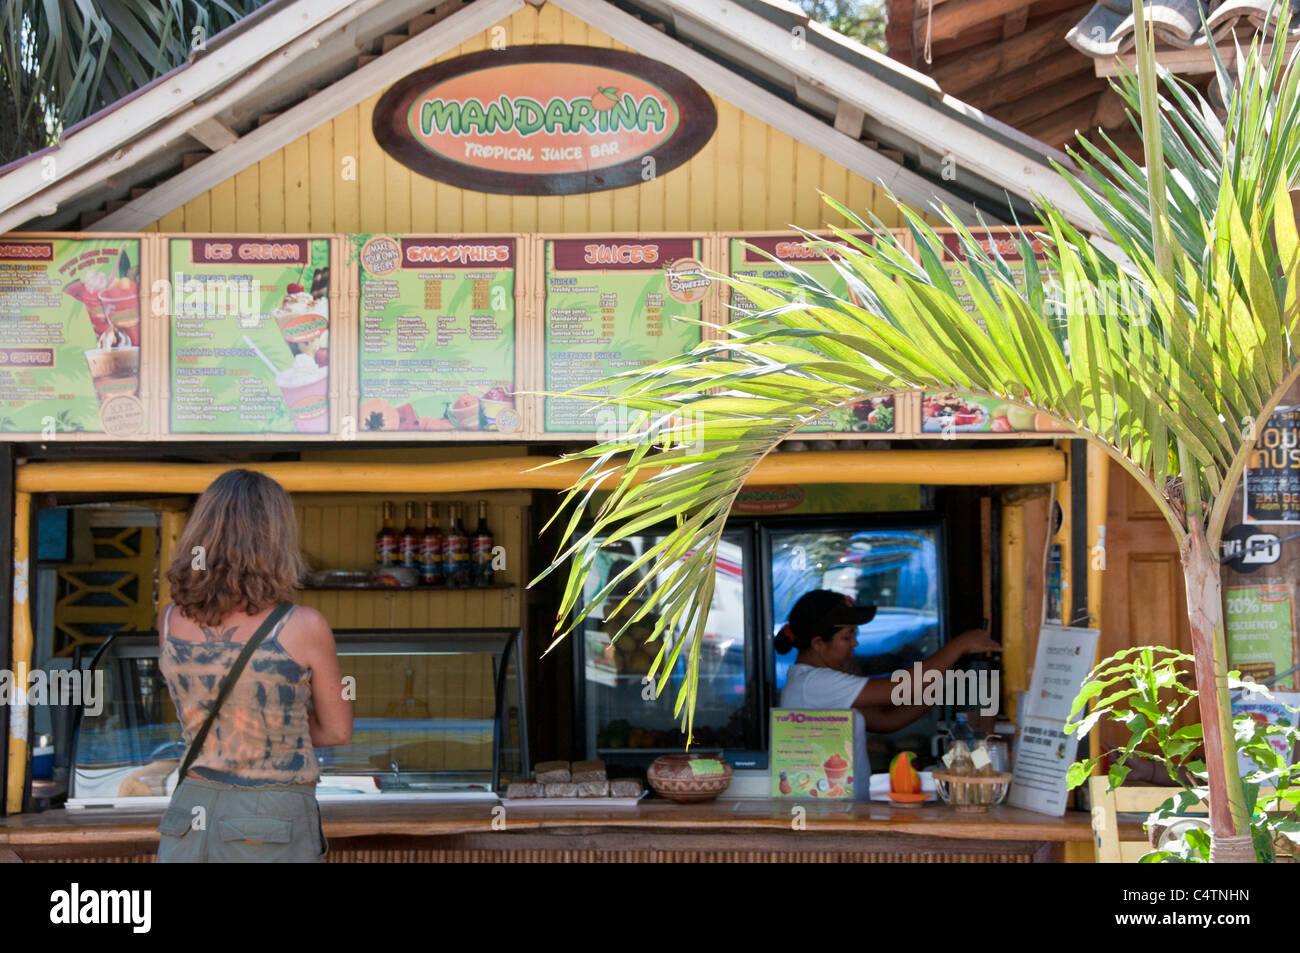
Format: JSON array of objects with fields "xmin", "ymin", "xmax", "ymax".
[{"xmin": 1099, "ymin": 461, "xmax": 1198, "ymax": 756}]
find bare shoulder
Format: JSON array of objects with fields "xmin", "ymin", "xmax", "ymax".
[{"xmin": 278, "ymin": 605, "xmax": 335, "ymax": 669}]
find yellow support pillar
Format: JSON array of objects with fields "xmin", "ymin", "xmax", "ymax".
[
  {"xmin": 6, "ymin": 491, "xmax": 32, "ymax": 815},
  {"xmin": 1000, "ymin": 499, "xmax": 1029, "ymax": 722},
  {"xmin": 158, "ymin": 506, "xmax": 189, "ymax": 608},
  {"xmin": 1086, "ymin": 443, "xmax": 1110, "ymax": 762}
]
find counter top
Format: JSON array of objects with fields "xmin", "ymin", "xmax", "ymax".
[{"xmin": 0, "ymin": 798, "xmax": 1108, "ymax": 847}]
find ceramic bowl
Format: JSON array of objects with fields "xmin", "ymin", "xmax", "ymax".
[{"xmin": 646, "ymin": 753, "xmax": 733, "ymax": 802}]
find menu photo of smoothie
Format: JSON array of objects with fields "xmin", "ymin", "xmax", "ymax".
[{"xmin": 269, "ymin": 274, "xmax": 330, "ymax": 433}]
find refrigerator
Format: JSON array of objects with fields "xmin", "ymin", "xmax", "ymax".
[{"xmin": 572, "ymin": 512, "xmax": 951, "ymax": 773}]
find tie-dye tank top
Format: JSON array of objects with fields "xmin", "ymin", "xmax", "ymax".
[{"xmin": 160, "ymin": 604, "xmax": 319, "ymax": 787}]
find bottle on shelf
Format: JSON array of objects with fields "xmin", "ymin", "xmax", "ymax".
[
  {"xmin": 419, "ymin": 502, "xmax": 444, "ymax": 587},
  {"xmin": 972, "ymin": 736, "xmax": 995, "ymax": 804},
  {"xmin": 946, "ymin": 739, "xmax": 975, "ymax": 806},
  {"xmin": 472, "ymin": 499, "xmax": 494, "ymax": 587},
  {"xmin": 444, "ymin": 503, "xmax": 470, "ymax": 588},
  {"xmin": 399, "ymin": 502, "xmax": 420, "ymax": 569},
  {"xmin": 375, "ymin": 501, "xmax": 398, "ymax": 566}
]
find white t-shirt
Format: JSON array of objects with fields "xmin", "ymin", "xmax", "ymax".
[{"xmin": 780, "ymin": 663, "xmax": 872, "ymax": 800}]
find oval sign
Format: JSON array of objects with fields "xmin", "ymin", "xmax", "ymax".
[{"xmin": 373, "ymin": 45, "xmax": 717, "ymax": 195}]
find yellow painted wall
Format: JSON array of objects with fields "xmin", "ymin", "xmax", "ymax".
[{"xmin": 144, "ymin": 5, "xmax": 910, "ymax": 235}]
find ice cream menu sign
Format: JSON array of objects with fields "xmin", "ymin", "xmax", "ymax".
[
  {"xmin": 0, "ymin": 237, "xmax": 144, "ymax": 436},
  {"xmin": 727, "ymin": 234, "xmax": 894, "ymax": 434},
  {"xmin": 168, "ymin": 237, "xmax": 331, "ymax": 434},
  {"xmin": 544, "ymin": 237, "xmax": 707, "ymax": 432},
  {"xmin": 355, "ymin": 235, "xmax": 518, "ymax": 434}
]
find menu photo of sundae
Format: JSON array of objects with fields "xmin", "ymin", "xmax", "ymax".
[
  {"xmin": 265, "ymin": 270, "xmax": 330, "ymax": 433},
  {"xmin": 62, "ymin": 246, "xmax": 144, "ymax": 435}
]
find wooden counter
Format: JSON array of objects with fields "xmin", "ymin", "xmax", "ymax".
[{"xmin": 0, "ymin": 799, "xmax": 1115, "ymax": 862}]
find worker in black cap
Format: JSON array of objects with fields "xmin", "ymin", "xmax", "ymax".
[{"xmin": 776, "ymin": 589, "xmax": 999, "ymax": 799}]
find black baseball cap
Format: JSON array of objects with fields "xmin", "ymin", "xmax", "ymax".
[{"xmin": 788, "ymin": 589, "xmax": 877, "ymax": 640}]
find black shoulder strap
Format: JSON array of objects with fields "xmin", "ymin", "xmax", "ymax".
[{"xmin": 175, "ymin": 601, "xmax": 294, "ymax": 786}]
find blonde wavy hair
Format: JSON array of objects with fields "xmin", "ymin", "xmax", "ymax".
[{"xmin": 166, "ymin": 469, "xmax": 304, "ymax": 626}]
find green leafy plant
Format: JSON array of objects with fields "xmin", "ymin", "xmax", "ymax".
[{"xmin": 1065, "ymin": 646, "xmax": 1300, "ymax": 862}]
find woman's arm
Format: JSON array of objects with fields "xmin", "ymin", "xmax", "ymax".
[
  {"xmin": 297, "ymin": 608, "xmax": 353, "ymax": 748},
  {"xmin": 849, "ymin": 628, "xmax": 1002, "ymax": 709},
  {"xmin": 860, "ymin": 703, "xmax": 930, "ymax": 734}
]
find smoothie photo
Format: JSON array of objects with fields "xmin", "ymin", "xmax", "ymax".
[{"xmin": 275, "ymin": 353, "xmax": 329, "ymax": 432}]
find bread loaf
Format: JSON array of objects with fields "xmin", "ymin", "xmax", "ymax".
[
  {"xmin": 572, "ymin": 759, "xmax": 606, "ymax": 783},
  {"xmin": 534, "ymin": 761, "xmax": 570, "ymax": 784}
]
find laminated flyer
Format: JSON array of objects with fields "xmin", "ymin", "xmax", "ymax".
[
  {"xmin": 1244, "ymin": 406, "xmax": 1300, "ymax": 523},
  {"xmin": 1225, "ymin": 584, "xmax": 1297, "ymax": 689},
  {"xmin": 770, "ymin": 709, "xmax": 856, "ymax": 799},
  {"xmin": 0, "ymin": 236, "xmax": 145, "ymax": 436},
  {"xmin": 168, "ymin": 237, "xmax": 332, "ymax": 434},
  {"xmin": 543, "ymin": 236, "xmax": 707, "ymax": 432},
  {"xmin": 727, "ymin": 233, "xmax": 893, "ymax": 434},
  {"xmin": 354, "ymin": 235, "xmax": 519, "ymax": 434}
]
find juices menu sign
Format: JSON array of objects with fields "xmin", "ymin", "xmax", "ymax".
[
  {"xmin": 728, "ymin": 234, "xmax": 893, "ymax": 434},
  {"xmin": 169, "ymin": 237, "xmax": 331, "ymax": 434},
  {"xmin": 544, "ymin": 237, "xmax": 708, "ymax": 432},
  {"xmin": 0, "ymin": 237, "xmax": 144, "ymax": 435},
  {"xmin": 1244, "ymin": 406, "xmax": 1300, "ymax": 523},
  {"xmin": 355, "ymin": 235, "xmax": 518, "ymax": 434}
]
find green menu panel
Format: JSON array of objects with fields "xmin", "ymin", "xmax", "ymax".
[
  {"xmin": 169, "ymin": 237, "xmax": 332, "ymax": 434},
  {"xmin": 0, "ymin": 237, "xmax": 144, "ymax": 435},
  {"xmin": 355, "ymin": 235, "xmax": 518, "ymax": 435}
]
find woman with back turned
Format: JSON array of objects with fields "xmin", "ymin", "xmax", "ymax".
[{"xmin": 155, "ymin": 468, "xmax": 352, "ymax": 863}]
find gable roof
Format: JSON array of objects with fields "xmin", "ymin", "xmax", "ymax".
[{"xmin": 0, "ymin": 0, "xmax": 1102, "ymax": 234}]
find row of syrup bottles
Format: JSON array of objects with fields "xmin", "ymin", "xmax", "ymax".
[{"xmin": 375, "ymin": 500, "xmax": 495, "ymax": 587}]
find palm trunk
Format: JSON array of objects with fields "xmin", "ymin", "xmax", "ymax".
[{"xmin": 1181, "ymin": 520, "xmax": 1256, "ymax": 862}]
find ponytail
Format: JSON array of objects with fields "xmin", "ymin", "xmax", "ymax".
[{"xmin": 774, "ymin": 622, "xmax": 797, "ymax": 654}]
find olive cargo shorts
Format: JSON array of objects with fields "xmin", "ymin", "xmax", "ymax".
[{"xmin": 156, "ymin": 775, "xmax": 328, "ymax": 863}]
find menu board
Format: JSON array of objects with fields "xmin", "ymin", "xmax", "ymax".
[
  {"xmin": 355, "ymin": 235, "xmax": 519, "ymax": 435},
  {"xmin": 770, "ymin": 709, "xmax": 856, "ymax": 800},
  {"xmin": 1225, "ymin": 583, "xmax": 1297, "ymax": 689},
  {"xmin": 543, "ymin": 236, "xmax": 707, "ymax": 433},
  {"xmin": 727, "ymin": 234, "xmax": 894, "ymax": 434},
  {"xmin": 0, "ymin": 236, "xmax": 145, "ymax": 436},
  {"xmin": 168, "ymin": 237, "xmax": 332, "ymax": 434},
  {"xmin": 1245, "ymin": 406, "xmax": 1300, "ymax": 523},
  {"xmin": 923, "ymin": 229, "xmax": 1068, "ymax": 437}
]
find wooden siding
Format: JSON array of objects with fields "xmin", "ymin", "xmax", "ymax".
[{"xmin": 145, "ymin": 6, "xmax": 909, "ymax": 235}]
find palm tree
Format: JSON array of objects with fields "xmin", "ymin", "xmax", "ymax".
[
  {"xmin": 1, "ymin": 1, "xmax": 272, "ymax": 167},
  {"xmin": 538, "ymin": 2, "xmax": 1300, "ymax": 863}
]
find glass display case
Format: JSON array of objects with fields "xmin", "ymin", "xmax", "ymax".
[
  {"xmin": 573, "ymin": 528, "xmax": 764, "ymax": 769},
  {"xmin": 68, "ymin": 628, "xmax": 528, "ymax": 808}
]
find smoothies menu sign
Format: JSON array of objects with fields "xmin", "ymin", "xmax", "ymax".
[
  {"xmin": 373, "ymin": 46, "xmax": 717, "ymax": 195},
  {"xmin": 544, "ymin": 236, "xmax": 708, "ymax": 432},
  {"xmin": 0, "ymin": 237, "xmax": 144, "ymax": 435},
  {"xmin": 355, "ymin": 235, "xmax": 518, "ymax": 434},
  {"xmin": 169, "ymin": 237, "xmax": 331, "ymax": 434}
]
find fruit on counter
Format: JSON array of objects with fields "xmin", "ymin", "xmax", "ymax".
[
  {"xmin": 889, "ymin": 751, "xmax": 921, "ymax": 794},
  {"xmin": 360, "ymin": 398, "xmax": 400, "ymax": 431},
  {"xmin": 396, "ymin": 402, "xmax": 418, "ymax": 430}
]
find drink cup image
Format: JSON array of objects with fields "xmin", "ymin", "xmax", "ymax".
[
  {"xmin": 273, "ymin": 287, "xmax": 329, "ymax": 363},
  {"xmin": 98, "ymin": 279, "xmax": 141, "ymax": 346},
  {"xmin": 275, "ymin": 353, "xmax": 329, "ymax": 432},
  {"xmin": 64, "ymin": 272, "xmax": 112, "ymax": 337},
  {"xmin": 823, "ymin": 752, "xmax": 850, "ymax": 785},
  {"xmin": 83, "ymin": 346, "xmax": 140, "ymax": 403},
  {"xmin": 448, "ymin": 392, "xmax": 481, "ymax": 430},
  {"xmin": 479, "ymin": 385, "xmax": 514, "ymax": 428}
]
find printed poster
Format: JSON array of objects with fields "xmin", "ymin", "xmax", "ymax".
[
  {"xmin": 1225, "ymin": 584, "xmax": 1297, "ymax": 690},
  {"xmin": 727, "ymin": 234, "xmax": 894, "ymax": 434},
  {"xmin": 1008, "ymin": 624, "xmax": 1099, "ymax": 816},
  {"xmin": 770, "ymin": 709, "xmax": 856, "ymax": 799},
  {"xmin": 543, "ymin": 237, "xmax": 707, "ymax": 432},
  {"xmin": 0, "ymin": 237, "xmax": 145, "ymax": 436},
  {"xmin": 1231, "ymin": 687, "xmax": 1300, "ymax": 776},
  {"xmin": 1245, "ymin": 406, "xmax": 1300, "ymax": 523},
  {"xmin": 355, "ymin": 235, "xmax": 519, "ymax": 434},
  {"xmin": 169, "ymin": 237, "xmax": 332, "ymax": 434}
]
